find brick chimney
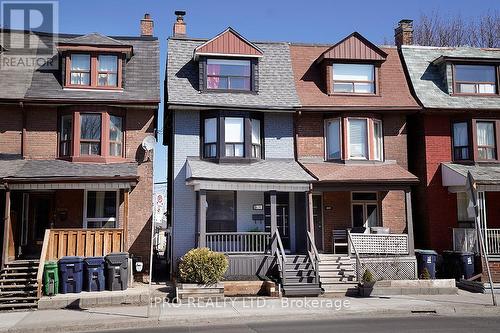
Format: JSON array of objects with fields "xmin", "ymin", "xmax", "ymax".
[
  {"xmin": 140, "ymin": 13, "xmax": 154, "ymax": 37},
  {"xmin": 173, "ymin": 10, "xmax": 187, "ymax": 37},
  {"xmin": 395, "ymin": 19, "xmax": 413, "ymax": 47}
]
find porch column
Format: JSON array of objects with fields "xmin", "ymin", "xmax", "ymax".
[
  {"xmin": 405, "ymin": 188, "xmax": 415, "ymax": 255},
  {"xmin": 198, "ymin": 190, "xmax": 207, "ymax": 248},
  {"xmin": 2, "ymin": 188, "xmax": 11, "ymax": 269},
  {"xmin": 270, "ymin": 191, "xmax": 277, "ymax": 254},
  {"xmin": 307, "ymin": 190, "xmax": 315, "ymax": 244},
  {"xmin": 123, "ymin": 188, "xmax": 129, "ymax": 251}
]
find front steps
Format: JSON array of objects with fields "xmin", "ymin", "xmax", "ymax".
[
  {"xmin": 318, "ymin": 254, "xmax": 358, "ymax": 295},
  {"xmin": 0, "ymin": 260, "xmax": 40, "ymax": 310},
  {"xmin": 282, "ymin": 255, "xmax": 322, "ymax": 297}
]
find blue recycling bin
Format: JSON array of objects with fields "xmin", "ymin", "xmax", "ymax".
[
  {"xmin": 443, "ymin": 251, "xmax": 475, "ymax": 280},
  {"xmin": 59, "ymin": 256, "xmax": 84, "ymax": 294},
  {"xmin": 415, "ymin": 249, "xmax": 438, "ymax": 279},
  {"xmin": 84, "ymin": 257, "xmax": 105, "ymax": 292}
]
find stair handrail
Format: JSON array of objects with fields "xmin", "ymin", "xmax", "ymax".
[
  {"xmin": 36, "ymin": 229, "xmax": 51, "ymax": 299},
  {"xmin": 347, "ymin": 230, "xmax": 363, "ymax": 282},
  {"xmin": 306, "ymin": 231, "xmax": 320, "ymax": 284},
  {"xmin": 272, "ymin": 230, "xmax": 287, "ymax": 287}
]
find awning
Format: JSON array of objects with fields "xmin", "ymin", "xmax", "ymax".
[
  {"xmin": 185, "ymin": 158, "xmax": 313, "ymax": 192},
  {"xmin": 301, "ymin": 161, "xmax": 418, "ymax": 188},
  {"xmin": 442, "ymin": 163, "xmax": 500, "ymax": 192}
]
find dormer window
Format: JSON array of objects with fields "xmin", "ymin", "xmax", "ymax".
[
  {"xmin": 98, "ymin": 55, "xmax": 118, "ymax": 87},
  {"xmin": 454, "ymin": 64, "xmax": 497, "ymax": 94},
  {"xmin": 65, "ymin": 53, "xmax": 122, "ymax": 90},
  {"xmin": 70, "ymin": 54, "xmax": 91, "ymax": 85},
  {"xmin": 332, "ymin": 64, "xmax": 375, "ymax": 94},
  {"xmin": 207, "ymin": 59, "xmax": 251, "ymax": 91}
]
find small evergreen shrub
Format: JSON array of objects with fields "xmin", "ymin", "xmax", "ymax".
[
  {"xmin": 362, "ymin": 269, "xmax": 375, "ymax": 284},
  {"xmin": 421, "ymin": 267, "xmax": 431, "ymax": 280},
  {"xmin": 178, "ymin": 248, "xmax": 229, "ymax": 284}
]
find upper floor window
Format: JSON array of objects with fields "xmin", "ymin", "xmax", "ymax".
[
  {"xmin": 325, "ymin": 117, "xmax": 383, "ymax": 161},
  {"xmin": 477, "ymin": 121, "xmax": 496, "ymax": 160},
  {"xmin": 58, "ymin": 108, "xmax": 125, "ymax": 162},
  {"xmin": 202, "ymin": 112, "xmax": 262, "ymax": 161},
  {"xmin": 454, "ymin": 65, "xmax": 497, "ymax": 94},
  {"xmin": 66, "ymin": 53, "xmax": 121, "ymax": 89},
  {"xmin": 206, "ymin": 59, "xmax": 251, "ymax": 91},
  {"xmin": 332, "ymin": 64, "xmax": 375, "ymax": 94},
  {"xmin": 453, "ymin": 122, "xmax": 470, "ymax": 160}
]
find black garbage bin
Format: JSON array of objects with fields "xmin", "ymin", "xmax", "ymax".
[
  {"xmin": 105, "ymin": 252, "xmax": 129, "ymax": 291},
  {"xmin": 415, "ymin": 249, "xmax": 438, "ymax": 279},
  {"xmin": 59, "ymin": 256, "xmax": 83, "ymax": 294},
  {"xmin": 84, "ymin": 257, "xmax": 105, "ymax": 292},
  {"xmin": 443, "ymin": 251, "xmax": 475, "ymax": 280}
]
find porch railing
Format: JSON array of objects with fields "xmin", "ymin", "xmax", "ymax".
[
  {"xmin": 348, "ymin": 233, "xmax": 409, "ymax": 255},
  {"xmin": 206, "ymin": 232, "xmax": 271, "ymax": 253},
  {"xmin": 36, "ymin": 228, "xmax": 124, "ymax": 298},
  {"xmin": 486, "ymin": 229, "xmax": 500, "ymax": 255}
]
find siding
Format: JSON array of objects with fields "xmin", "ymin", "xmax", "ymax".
[
  {"xmin": 264, "ymin": 112, "xmax": 294, "ymax": 159},
  {"xmin": 236, "ymin": 191, "xmax": 265, "ymax": 232}
]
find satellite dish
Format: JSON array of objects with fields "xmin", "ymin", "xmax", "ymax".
[{"xmin": 142, "ymin": 135, "xmax": 156, "ymax": 152}]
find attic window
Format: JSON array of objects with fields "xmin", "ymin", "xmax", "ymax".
[
  {"xmin": 454, "ymin": 64, "xmax": 497, "ymax": 95},
  {"xmin": 66, "ymin": 53, "xmax": 122, "ymax": 89},
  {"xmin": 206, "ymin": 59, "xmax": 251, "ymax": 91},
  {"xmin": 332, "ymin": 64, "xmax": 375, "ymax": 94}
]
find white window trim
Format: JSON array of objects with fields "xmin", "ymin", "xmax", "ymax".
[
  {"xmin": 83, "ymin": 190, "xmax": 120, "ymax": 229},
  {"xmin": 350, "ymin": 192, "xmax": 380, "ymax": 230},
  {"xmin": 373, "ymin": 119, "xmax": 384, "ymax": 161},
  {"xmin": 346, "ymin": 117, "xmax": 369, "ymax": 160},
  {"xmin": 324, "ymin": 118, "xmax": 342, "ymax": 161}
]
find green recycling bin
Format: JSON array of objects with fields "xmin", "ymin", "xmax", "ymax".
[{"xmin": 43, "ymin": 261, "xmax": 59, "ymax": 296}]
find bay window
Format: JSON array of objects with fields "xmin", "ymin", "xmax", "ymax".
[
  {"xmin": 251, "ymin": 119, "xmax": 261, "ymax": 158},
  {"xmin": 225, "ymin": 117, "xmax": 244, "ymax": 157},
  {"xmin": 109, "ymin": 115, "xmax": 123, "ymax": 157},
  {"xmin": 454, "ymin": 65, "xmax": 497, "ymax": 94},
  {"xmin": 206, "ymin": 59, "xmax": 251, "ymax": 91},
  {"xmin": 332, "ymin": 64, "xmax": 375, "ymax": 94},
  {"xmin": 60, "ymin": 115, "xmax": 73, "ymax": 156},
  {"xmin": 80, "ymin": 114, "xmax": 101, "ymax": 155},
  {"xmin": 84, "ymin": 191, "xmax": 118, "ymax": 228},
  {"xmin": 477, "ymin": 121, "xmax": 496, "ymax": 160},
  {"xmin": 325, "ymin": 117, "xmax": 383, "ymax": 162},
  {"xmin": 204, "ymin": 118, "xmax": 218, "ymax": 158},
  {"xmin": 453, "ymin": 122, "xmax": 470, "ymax": 160}
]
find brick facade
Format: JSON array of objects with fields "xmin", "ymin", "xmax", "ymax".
[{"xmin": 0, "ymin": 106, "xmax": 22, "ymax": 155}]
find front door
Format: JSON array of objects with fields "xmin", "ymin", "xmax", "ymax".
[
  {"xmin": 265, "ymin": 193, "xmax": 290, "ymax": 250},
  {"xmin": 312, "ymin": 195, "xmax": 324, "ymax": 252},
  {"xmin": 21, "ymin": 193, "xmax": 53, "ymax": 258}
]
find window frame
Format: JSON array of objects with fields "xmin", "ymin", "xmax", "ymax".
[
  {"xmin": 83, "ymin": 190, "xmax": 120, "ymax": 229},
  {"xmin": 331, "ymin": 63, "xmax": 377, "ymax": 95},
  {"xmin": 59, "ymin": 114, "xmax": 73, "ymax": 157},
  {"xmin": 475, "ymin": 120, "xmax": 498, "ymax": 161},
  {"xmin": 346, "ymin": 118, "xmax": 369, "ymax": 160},
  {"xmin": 452, "ymin": 63, "xmax": 499, "ymax": 96},
  {"xmin": 350, "ymin": 192, "xmax": 380, "ymax": 230},
  {"xmin": 80, "ymin": 113, "xmax": 102, "ymax": 156},
  {"xmin": 224, "ymin": 117, "xmax": 245, "ymax": 158},
  {"xmin": 205, "ymin": 58, "xmax": 252, "ymax": 92},
  {"xmin": 324, "ymin": 118, "xmax": 342, "ymax": 161},
  {"xmin": 65, "ymin": 52, "xmax": 123, "ymax": 90},
  {"xmin": 109, "ymin": 115, "xmax": 124, "ymax": 157},
  {"xmin": 97, "ymin": 54, "xmax": 119, "ymax": 88},
  {"xmin": 452, "ymin": 120, "xmax": 472, "ymax": 161},
  {"xmin": 205, "ymin": 191, "xmax": 237, "ymax": 232},
  {"xmin": 69, "ymin": 53, "xmax": 91, "ymax": 86}
]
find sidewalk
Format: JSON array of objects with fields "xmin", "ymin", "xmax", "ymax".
[{"xmin": 1, "ymin": 291, "xmax": 499, "ymax": 333}]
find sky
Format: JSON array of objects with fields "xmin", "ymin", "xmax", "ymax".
[{"xmin": 51, "ymin": 0, "xmax": 499, "ymax": 182}]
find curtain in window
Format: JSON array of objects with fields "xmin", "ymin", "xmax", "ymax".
[
  {"xmin": 71, "ymin": 54, "xmax": 90, "ymax": 71},
  {"xmin": 225, "ymin": 118, "xmax": 244, "ymax": 143},
  {"xmin": 349, "ymin": 119, "xmax": 367, "ymax": 158},
  {"xmin": 251, "ymin": 119, "xmax": 261, "ymax": 144},
  {"xmin": 109, "ymin": 116, "xmax": 123, "ymax": 156},
  {"xmin": 204, "ymin": 118, "xmax": 217, "ymax": 143},
  {"xmin": 99, "ymin": 55, "xmax": 117, "ymax": 72},
  {"xmin": 453, "ymin": 123, "xmax": 468, "ymax": 147},
  {"xmin": 477, "ymin": 122, "xmax": 495, "ymax": 146},
  {"xmin": 326, "ymin": 119, "xmax": 340, "ymax": 159},
  {"xmin": 207, "ymin": 63, "xmax": 221, "ymax": 89}
]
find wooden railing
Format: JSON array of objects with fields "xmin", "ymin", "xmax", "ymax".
[
  {"xmin": 36, "ymin": 228, "xmax": 124, "ymax": 298},
  {"xmin": 206, "ymin": 232, "xmax": 270, "ymax": 253},
  {"xmin": 348, "ymin": 233, "xmax": 409, "ymax": 255},
  {"xmin": 486, "ymin": 229, "xmax": 500, "ymax": 255}
]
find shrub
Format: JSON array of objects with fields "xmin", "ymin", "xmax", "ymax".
[
  {"xmin": 421, "ymin": 267, "xmax": 431, "ymax": 280},
  {"xmin": 362, "ymin": 269, "xmax": 375, "ymax": 284},
  {"xmin": 178, "ymin": 248, "xmax": 229, "ymax": 285}
]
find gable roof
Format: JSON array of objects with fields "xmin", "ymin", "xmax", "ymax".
[
  {"xmin": 167, "ymin": 38, "xmax": 300, "ymax": 110},
  {"xmin": 290, "ymin": 44, "xmax": 419, "ymax": 109},
  {"xmin": 0, "ymin": 29, "xmax": 160, "ymax": 104},
  {"xmin": 318, "ymin": 32, "xmax": 387, "ymax": 63},
  {"xmin": 401, "ymin": 45, "xmax": 500, "ymax": 110},
  {"xmin": 193, "ymin": 27, "xmax": 263, "ymax": 60}
]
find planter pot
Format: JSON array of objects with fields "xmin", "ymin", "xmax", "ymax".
[
  {"xmin": 359, "ymin": 282, "xmax": 375, "ymax": 297},
  {"xmin": 175, "ymin": 282, "xmax": 225, "ymax": 303}
]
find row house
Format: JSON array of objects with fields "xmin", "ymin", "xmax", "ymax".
[
  {"xmin": 400, "ymin": 24, "xmax": 500, "ymax": 281},
  {"xmin": 165, "ymin": 13, "xmax": 420, "ymax": 295},
  {"xmin": 0, "ymin": 15, "xmax": 160, "ymax": 307}
]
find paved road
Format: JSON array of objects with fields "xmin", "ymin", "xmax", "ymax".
[{"xmin": 93, "ymin": 315, "xmax": 500, "ymax": 333}]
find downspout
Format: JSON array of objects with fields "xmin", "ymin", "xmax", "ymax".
[{"xmin": 20, "ymin": 102, "xmax": 26, "ymax": 158}]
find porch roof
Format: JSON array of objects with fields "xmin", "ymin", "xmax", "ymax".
[
  {"xmin": 301, "ymin": 161, "xmax": 418, "ymax": 188},
  {"xmin": 1, "ymin": 159, "xmax": 138, "ymax": 189},
  {"xmin": 185, "ymin": 158, "xmax": 313, "ymax": 192},
  {"xmin": 442, "ymin": 163, "xmax": 500, "ymax": 191}
]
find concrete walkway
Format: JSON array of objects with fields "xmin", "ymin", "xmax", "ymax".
[{"xmin": 0, "ymin": 291, "xmax": 499, "ymax": 333}]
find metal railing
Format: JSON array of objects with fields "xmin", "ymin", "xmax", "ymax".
[
  {"xmin": 271, "ymin": 230, "xmax": 287, "ymax": 287},
  {"xmin": 206, "ymin": 232, "xmax": 271, "ymax": 253},
  {"xmin": 307, "ymin": 231, "xmax": 320, "ymax": 284},
  {"xmin": 347, "ymin": 230, "xmax": 363, "ymax": 281},
  {"xmin": 348, "ymin": 233, "xmax": 409, "ymax": 255},
  {"xmin": 486, "ymin": 229, "xmax": 500, "ymax": 255}
]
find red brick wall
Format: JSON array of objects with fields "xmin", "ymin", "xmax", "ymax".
[
  {"xmin": 0, "ymin": 105, "xmax": 22, "ymax": 155},
  {"xmin": 482, "ymin": 260, "xmax": 500, "ymax": 283},
  {"xmin": 486, "ymin": 192, "xmax": 500, "ymax": 228},
  {"xmin": 54, "ymin": 190, "xmax": 84, "ymax": 228},
  {"xmin": 380, "ymin": 191, "xmax": 406, "ymax": 234},
  {"xmin": 322, "ymin": 192, "xmax": 351, "ymax": 252},
  {"xmin": 383, "ymin": 114, "xmax": 408, "ymax": 168},
  {"xmin": 24, "ymin": 106, "xmax": 58, "ymax": 159}
]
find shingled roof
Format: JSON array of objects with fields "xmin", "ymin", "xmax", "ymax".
[
  {"xmin": 401, "ymin": 45, "xmax": 500, "ymax": 110},
  {"xmin": 0, "ymin": 29, "xmax": 160, "ymax": 104},
  {"xmin": 167, "ymin": 38, "xmax": 300, "ymax": 110}
]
